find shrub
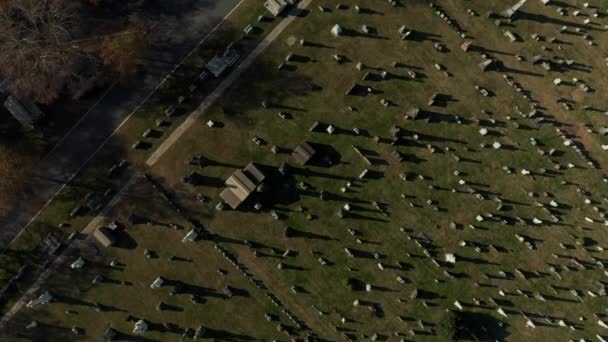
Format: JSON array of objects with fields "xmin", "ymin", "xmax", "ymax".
[
  {"xmin": 575, "ymin": 237, "xmax": 585, "ymax": 246},
  {"xmin": 341, "ymin": 277, "xmax": 363, "ymax": 291}
]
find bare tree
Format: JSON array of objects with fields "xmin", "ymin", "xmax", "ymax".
[
  {"xmin": 0, "ymin": 0, "xmax": 92, "ymax": 103},
  {"xmin": 99, "ymin": 24, "xmax": 149, "ymax": 78}
]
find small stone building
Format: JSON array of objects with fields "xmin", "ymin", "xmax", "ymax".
[
  {"xmin": 264, "ymin": 0, "xmax": 288, "ymax": 16},
  {"xmin": 220, "ymin": 163, "xmax": 266, "ymax": 209},
  {"xmin": 291, "ymin": 142, "xmax": 316, "ymax": 165},
  {"xmin": 3, "ymin": 95, "xmax": 44, "ymax": 130},
  {"xmin": 93, "ymin": 227, "xmax": 116, "ymax": 248}
]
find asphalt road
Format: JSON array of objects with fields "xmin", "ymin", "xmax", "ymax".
[{"xmin": 0, "ymin": 0, "xmax": 245, "ymax": 249}]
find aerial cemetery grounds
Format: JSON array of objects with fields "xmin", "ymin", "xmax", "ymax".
[{"xmin": 6, "ymin": 0, "xmax": 608, "ymax": 340}]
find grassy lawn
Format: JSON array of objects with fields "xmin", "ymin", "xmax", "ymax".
[
  {"xmin": 7, "ymin": 181, "xmax": 283, "ymax": 341},
  {"xmin": 4, "ymin": 0, "xmax": 608, "ymax": 341}
]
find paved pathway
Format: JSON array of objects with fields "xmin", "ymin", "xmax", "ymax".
[{"xmin": 147, "ymin": 0, "xmax": 314, "ymax": 166}]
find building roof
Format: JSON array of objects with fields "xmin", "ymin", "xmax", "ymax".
[
  {"xmin": 264, "ymin": 0, "xmax": 288, "ymax": 16},
  {"xmin": 226, "ymin": 170, "xmax": 257, "ymax": 201},
  {"xmin": 244, "ymin": 162, "xmax": 266, "ymax": 183},
  {"xmin": 206, "ymin": 46, "xmax": 240, "ymax": 78},
  {"xmin": 93, "ymin": 227, "xmax": 116, "ymax": 248},
  {"xmin": 3, "ymin": 95, "xmax": 44, "ymax": 129},
  {"xmin": 291, "ymin": 142, "xmax": 316, "ymax": 165},
  {"xmin": 220, "ymin": 188, "xmax": 242, "ymax": 210},
  {"xmin": 220, "ymin": 163, "xmax": 265, "ymax": 209}
]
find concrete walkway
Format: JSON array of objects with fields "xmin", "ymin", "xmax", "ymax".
[{"xmin": 147, "ymin": 0, "xmax": 314, "ymax": 166}]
